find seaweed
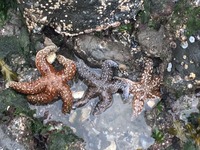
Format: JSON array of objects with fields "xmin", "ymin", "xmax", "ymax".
[
  {"xmin": 170, "ymin": 0, "xmax": 200, "ymax": 36},
  {"xmin": 0, "ymin": 59, "xmax": 17, "ymax": 81},
  {"xmin": 0, "ymin": 0, "xmax": 18, "ymax": 26},
  {"xmin": 0, "ymin": 89, "xmax": 84, "ymax": 149},
  {"xmin": 152, "ymin": 128, "xmax": 165, "ymax": 143},
  {"xmin": 167, "ymin": 113, "xmax": 200, "ymax": 149}
]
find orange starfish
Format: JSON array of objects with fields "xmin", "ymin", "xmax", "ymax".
[
  {"xmin": 116, "ymin": 58, "xmax": 161, "ymax": 116},
  {"xmin": 9, "ymin": 38, "xmax": 76, "ymax": 114}
]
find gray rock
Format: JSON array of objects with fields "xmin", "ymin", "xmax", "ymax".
[
  {"xmin": 30, "ymin": 80, "xmax": 154, "ymax": 150},
  {"xmin": 171, "ymin": 94, "xmax": 199, "ymax": 123},
  {"xmin": 19, "ymin": 0, "xmax": 142, "ymax": 36},
  {"xmin": 0, "ymin": 125, "xmax": 26, "ymax": 150},
  {"xmin": 137, "ymin": 26, "xmax": 171, "ymax": 60},
  {"xmin": 74, "ymin": 34, "xmax": 133, "ymax": 67}
]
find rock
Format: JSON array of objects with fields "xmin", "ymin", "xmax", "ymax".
[
  {"xmin": 0, "ymin": 125, "xmax": 26, "ymax": 150},
  {"xmin": 137, "ymin": 26, "xmax": 171, "ymax": 60},
  {"xmin": 171, "ymin": 36, "xmax": 200, "ymax": 79},
  {"xmin": 171, "ymin": 94, "xmax": 199, "ymax": 123},
  {"xmin": 29, "ymin": 81, "xmax": 154, "ymax": 150},
  {"xmin": 18, "ymin": 0, "xmax": 142, "ymax": 36},
  {"xmin": 74, "ymin": 34, "xmax": 133, "ymax": 67}
]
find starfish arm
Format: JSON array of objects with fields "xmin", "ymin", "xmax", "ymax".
[
  {"xmin": 9, "ymin": 78, "xmax": 46, "ymax": 94},
  {"xmin": 76, "ymin": 58, "xmax": 100, "ymax": 85},
  {"xmin": 141, "ymin": 58, "xmax": 153, "ymax": 84},
  {"xmin": 151, "ymin": 76, "xmax": 161, "ymax": 87},
  {"xmin": 148, "ymin": 90, "xmax": 161, "ymax": 99},
  {"xmin": 132, "ymin": 93, "xmax": 145, "ymax": 116},
  {"xmin": 147, "ymin": 76, "xmax": 161, "ymax": 99},
  {"xmin": 73, "ymin": 87, "xmax": 98, "ymax": 108},
  {"xmin": 113, "ymin": 77, "xmax": 138, "ymax": 99},
  {"xmin": 35, "ymin": 45, "xmax": 57, "ymax": 76},
  {"xmin": 92, "ymin": 91, "xmax": 113, "ymax": 115},
  {"xmin": 26, "ymin": 91, "xmax": 56, "ymax": 104},
  {"xmin": 113, "ymin": 79, "xmax": 130, "ymax": 101},
  {"xmin": 101, "ymin": 60, "xmax": 118, "ymax": 81},
  {"xmin": 57, "ymin": 55, "xmax": 76, "ymax": 81},
  {"xmin": 59, "ymin": 85, "xmax": 73, "ymax": 114},
  {"xmin": 121, "ymin": 85, "xmax": 130, "ymax": 102}
]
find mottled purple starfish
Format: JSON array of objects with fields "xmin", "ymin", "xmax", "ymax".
[
  {"xmin": 115, "ymin": 58, "xmax": 161, "ymax": 116},
  {"xmin": 73, "ymin": 58, "xmax": 129, "ymax": 115}
]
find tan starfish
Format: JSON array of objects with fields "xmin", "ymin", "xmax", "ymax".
[
  {"xmin": 9, "ymin": 38, "xmax": 76, "ymax": 114},
  {"xmin": 116, "ymin": 58, "xmax": 161, "ymax": 116}
]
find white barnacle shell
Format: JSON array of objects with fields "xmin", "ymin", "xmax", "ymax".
[
  {"xmin": 180, "ymin": 41, "xmax": 188, "ymax": 49},
  {"xmin": 187, "ymin": 83, "xmax": 193, "ymax": 89},
  {"xmin": 167, "ymin": 62, "xmax": 172, "ymax": 72},
  {"xmin": 189, "ymin": 36, "xmax": 195, "ymax": 43},
  {"xmin": 40, "ymin": 16, "xmax": 48, "ymax": 23},
  {"xmin": 47, "ymin": 52, "xmax": 56, "ymax": 64}
]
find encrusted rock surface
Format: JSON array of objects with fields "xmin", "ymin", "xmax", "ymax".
[
  {"xmin": 18, "ymin": 0, "xmax": 142, "ymax": 36},
  {"xmin": 137, "ymin": 26, "xmax": 171, "ymax": 60},
  {"xmin": 73, "ymin": 34, "xmax": 133, "ymax": 67}
]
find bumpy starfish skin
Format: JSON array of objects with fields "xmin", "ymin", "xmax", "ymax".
[
  {"xmin": 73, "ymin": 58, "xmax": 129, "ymax": 115},
  {"xmin": 116, "ymin": 58, "xmax": 161, "ymax": 116},
  {"xmin": 9, "ymin": 39, "xmax": 76, "ymax": 114}
]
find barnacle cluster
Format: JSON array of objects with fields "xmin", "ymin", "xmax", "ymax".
[
  {"xmin": 165, "ymin": 33, "xmax": 200, "ymax": 96},
  {"xmin": 18, "ymin": 0, "xmax": 142, "ymax": 36}
]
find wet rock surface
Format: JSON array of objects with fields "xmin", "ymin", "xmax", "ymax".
[
  {"xmin": 1, "ymin": 0, "xmax": 200, "ymax": 149},
  {"xmin": 171, "ymin": 94, "xmax": 199, "ymax": 123},
  {"xmin": 29, "ymin": 86, "xmax": 155, "ymax": 150},
  {"xmin": 73, "ymin": 34, "xmax": 133, "ymax": 67},
  {"xmin": 171, "ymin": 36, "xmax": 200, "ymax": 79},
  {"xmin": 0, "ymin": 125, "xmax": 26, "ymax": 150},
  {"xmin": 164, "ymin": 35, "xmax": 200, "ymax": 96},
  {"xmin": 18, "ymin": 0, "xmax": 142, "ymax": 36},
  {"xmin": 0, "ymin": 89, "xmax": 85, "ymax": 150},
  {"xmin": 137, "ymin": 26, "xmax": 172, "ymax": 60}
]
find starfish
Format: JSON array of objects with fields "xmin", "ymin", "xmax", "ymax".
[
  {"xmin": 115, "ymin": 58, "xmax": 161, "ymax": 116},
  {"xmin": 73, "ymin": 58, "xmax": 129, "ymax": 115},
  {"xmin": 9, "ymin": 38, "xmax": 76, "ymax": 114}
]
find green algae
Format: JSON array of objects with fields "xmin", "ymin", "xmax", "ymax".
[
  {"xmin": 170, "ymin": 0, "xmax": 200, "ymax": 36},
  {"xmin": 0, "ymin": 59, "xmax": 18, "ymax": 81},
  {"xmin": 167, "ymin": 113, "xmax": 200, "ymax": 149},
  {"xmin": 138, "ymin": 0, "xmax": 200, "ymax": 36},
  {"xmin": 117, "ymin": 23, "xmax": 133, "ymax": 33},
  {"xmin": 0, "ymin": 29, "xmax": 30, "ymax": 81},
  {"xmin": 0, "ymin": 89, "xmax": 84, "ymax": 149},
  {"xmin": 0, "ymin": 89, "xmax": 32, "ymax": 117},
  {"xmin": 48, "ymin": 125, "xmax": 84, "ymax": 150},
  {"xmin": 0, "ymin": 0, "xmax": 18, "ymax": 26},
  {"xmin": 152, "ymin": 128, "xmax": 165, "ymax": 143}
]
